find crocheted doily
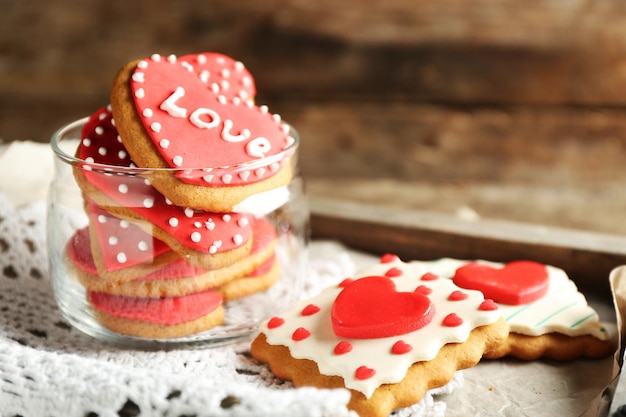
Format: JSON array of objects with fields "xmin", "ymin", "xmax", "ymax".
[{"xmin": 0, "ymin": 191, "xmax": 461, "ymax": 417}]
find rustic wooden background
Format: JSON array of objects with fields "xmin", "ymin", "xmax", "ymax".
[{"xmin": 3, "ymin": 0, "xmax": 626, "ymax": 235}]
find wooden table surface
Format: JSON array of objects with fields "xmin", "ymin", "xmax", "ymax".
[{"xmin": 3, "ymin": 0, "xmax": 626, "ymax": 275}]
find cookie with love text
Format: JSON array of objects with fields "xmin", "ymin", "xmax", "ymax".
[
  {"xmin": 417, "ymin": 258, "xmax": 616, "ymax": 361},
  {"xmin": 109, "ymin": 53, "xmax": 296, "ymax": 213},
  {"xmin": 74, "ymin": 106, "xmax": 254, "ymax": 270},
  {"xmin": 251, "ymin": 254, "xmax": 508, "ymax": 417},
  {"xmin": 65, "ymin": 216, "xmax": 278, "ymax": 298}
]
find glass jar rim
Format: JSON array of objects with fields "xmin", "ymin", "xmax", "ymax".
[{"xmin": 51, "ymin": 117, "xmax": 300, "ymax": 173}]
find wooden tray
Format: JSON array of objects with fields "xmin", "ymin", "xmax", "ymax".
[{"xmin": 310, "ymin": 197, "xmax": 626, "ymax": 299}]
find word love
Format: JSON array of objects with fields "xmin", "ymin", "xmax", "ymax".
[{"xmin": 157, "ymin": 86, "xmax": 271, "ymax": 160}]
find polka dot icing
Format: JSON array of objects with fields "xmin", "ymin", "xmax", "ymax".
[
  {"xmin": 78, "ymin": 107, "xmax": 253, "ymax": 255},
  {"xmin": 86, "ymin": 200, "xmax": 170, "ymax": 272},
  {"xmin": 260, "ymin": 258, "xmax": 501, "ymax": 398}
]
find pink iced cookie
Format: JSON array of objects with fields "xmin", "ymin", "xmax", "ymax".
[
  {"xmin": 87, "ymin": 289, "xmax": 224, "ymax": 338},
  {"xmin": 74, "ymin": 106, "xmax": 253, "ymax": 270},
  {"xmin": 109, "ymin": 53, "xmax": 296, "ymax": 212}
]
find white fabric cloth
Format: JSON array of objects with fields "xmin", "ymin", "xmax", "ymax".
[{"xmin": 0, "ymin": 141, "xmax": 460, "ymax": 417}]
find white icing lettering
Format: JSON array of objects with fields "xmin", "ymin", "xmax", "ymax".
[
  {"xmin": 160, "ymin": 87, "xmax": 188, "ymax": 118},
  {"xmin": 190, "ymin": 108, "xmax": 220, "ymax": 129},
  {"xmin": 246, "ymin": 137, "xmax": 271, "ymax": 158},
  {"xmin": 222, "ymin": 119, "xmax": 250, "ymax": 142}
]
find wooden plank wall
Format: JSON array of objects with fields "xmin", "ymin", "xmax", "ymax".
[{"xmin": 2, "ymin": 0, "xmax": 626, "ymax": 234}]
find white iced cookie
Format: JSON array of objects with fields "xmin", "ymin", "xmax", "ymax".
[
  {"xmin": 414, "ymin": 258, "xmax": 616, "ymax": 360},
  {"xmin": 251, "ymin": 254, "xmax": 508, "ymax": 417}
]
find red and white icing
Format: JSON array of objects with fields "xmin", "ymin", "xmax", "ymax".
[
  {"xmin": 88, "ymin": 289, "xmax": 222, "ymax": 325},
  {"xmin": 177, "ymin": 52, "xmax": 256, "ymax": 102},
  {"xmin": 129, "ymin": 53, "xmax": 295, "ymax": 186},
  {"xmin": 79, "ymin": 106, "xmax": 252, "ymax": 255},
  {"xmin": 86, "ymin": 200, "xmax": 170, "ymax": 271},
  {"xmin": 260, "ymin": 256, "xmax": 501, "ymax": 398},
  {"xmin": 413, "ymin": 258, "xmax": 611, "ymax": 340},
  {"xmin": 68, "ymin": 216, "xmax": 277, "ymax": 281}
]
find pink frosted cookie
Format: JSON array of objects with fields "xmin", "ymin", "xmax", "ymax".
[
  {"xmin": 251, "ymin": 254, "xmax": 508, "ymax": 417},
  {"xmin": 109, "ymin": 53, "xmax": 296, "ymax": 213},
  {"xmin": 74, "ymin": 106, "xmax": 254, "ymax": 270},
  {"xmin": 84, "ymin": 200, "xmax": 179, "ymax": 281},
  {"xmin": 417, "ymin": 258, "xmax": 616, "ymax": 360},
  {"xmin": 66, "ymin": 216, "xmax": 278, "ymax": 298},
  {"xmin": 87, "ymin": 289, "xmax": 224, "ymax": 339}
]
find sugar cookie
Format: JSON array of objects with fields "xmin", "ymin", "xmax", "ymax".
[
  {"xmin": 109, "ymin": 54, "xmax": 296, "ymax": 213},
  {"xmin": 251, "ymin": 255, "xmax": 508, "ymax": 417}
]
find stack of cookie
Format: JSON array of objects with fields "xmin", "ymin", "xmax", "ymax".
[{"xmin": 64, "ymin": 53, "xmax": 297, "ymax": 339}]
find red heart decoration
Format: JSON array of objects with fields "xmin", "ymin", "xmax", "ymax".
[
  {"xmin": 331, "ymin": 276, "xmax": 435, "ymax": 339},
  {"xmin": 78, "ymin": 106, "xmax": 253, "ymax": 256},
  {"xmin": 452, "ymin": 261, "xmax": 549, "ymax": 305},
  {"xmin": 129, "ymin": 54, "xmax": 294, "ymax": 186}
]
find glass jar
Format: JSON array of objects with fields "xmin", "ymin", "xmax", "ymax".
[{"xmin": 48, "ymin": 117, "xmax": 309, "ymax": 347}]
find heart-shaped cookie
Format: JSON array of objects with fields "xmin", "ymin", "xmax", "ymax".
[
  {"xmin": 77, "ymin": 106, "xmax": 253, "ymax": 269},
  {"xmin": 87, "ymin": 200, "xmax": 171, "ymax": 272},
  {"xmin": 122, "ymin": 54, "xmax": 293, "ymax": 184},
  {"xmin": 331, "ymin": 276, "xmax": 435, "ymax": 339},
  {"xmin": 452, "ymin": 260, "xmax": 549, "ymax": 305},
  {"xmin": 110, "ymin": 54, "xmax": 296, "ymax": 212}
]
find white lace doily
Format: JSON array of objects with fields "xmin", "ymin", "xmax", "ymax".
[{"xmin": 0, "ymin": 141, "xmax": 460, "ymax": 417}]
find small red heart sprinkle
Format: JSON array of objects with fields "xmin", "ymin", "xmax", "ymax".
[
  {"xmin": 333, "ymin": 341, "xmax": 353, "ymax": 355},
  {"xmin": 442, "ymin": 313, "xmax": 464, "ymax": 327},
  {"xmin": 391, "ymin": 340, "xmax": 413, "ymax": 355},
  {"xmin": 414, "ymin": 285, "xmax": 433, "ymax": 295},
  {"xmin": 479, "ymin": 299, "xmax": 499, "ymax": 311},
  {"xmin": 338, "ymin": 278, "xmax": 355, "ymax": 288},
  {"xmin": 267, "ymin": 317, "xmax": 284, "ymax": 329},
  {"xmin": 301, "ymin": 304, "xmax": 320, "ymax": 316},
  {"xmin": 421, "ymin": 272, "xmax": 439, "ymax": 281},
  {"xmin": 292, "ymin": 327, "xmax": 311, "ymax": 341},
  {"xmin": 385, "ymin": 267, "xmax": 403, "ymax": 277},
  {"xmin": 380, "ymin": 253, "xmax": 400, "ymax": 263},
  {"xmin": 355, "ymin": 366, "xmax": 376, "ymax": 380},
  {"xmin": 448, "ymin": 290, "xmax": 469, "ymax": 301}
]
